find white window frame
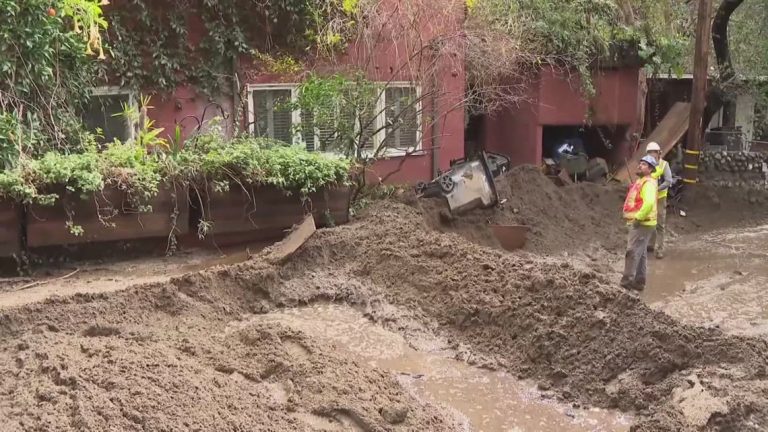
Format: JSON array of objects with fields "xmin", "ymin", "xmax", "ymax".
[
  {"xmin": 377, "ymin": 82, "xmax": 423, "ymax": 157},
  {"xmin": 246, "ymin": 83, "xmax": 301, "ymax": 145},
  {"xmin": 302, "ymin": 90, "xmax": 370, "ymax": 155},
  {"xmin": 246, "ymin": 82, "xmax": 423, "ymax": 157},
  {"xmin": 87, "ymin": 86, "xmax": 137, "ymax": 141}
]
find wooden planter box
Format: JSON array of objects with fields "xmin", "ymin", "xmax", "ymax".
[
  {"xmin": 27, "ymin": 185, "xmax": 189, "ymax": 248},
  {"xmin": 192, "ymin": 184, "xmax": 350, "ymax": 237},
  {"xmin": 0, "ymin": 201, "xmax": 22, "ymax": 257}
]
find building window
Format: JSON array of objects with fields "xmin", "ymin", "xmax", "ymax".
[
  {"xmin": 248, "ymin": 85, "xmax": 298, "ymax": 144},
  {"xmin": 81, "ymin": 87, "xmax": 135, "ymax": 143},
  {"xmin": 246, "ymin": 82, "xmax": 421, "ymax": 155},
  {"xmin": 301, "ymin": 97, "xmax": 381, "ymax": 154},
  {"xmin": 382, "ymin": 85, "xmax": 421, "ymax": 151}
]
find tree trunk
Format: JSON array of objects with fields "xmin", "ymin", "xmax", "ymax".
[{"xmin": 703, "ymin": 0, "xmax": 744, "ymax": 130}]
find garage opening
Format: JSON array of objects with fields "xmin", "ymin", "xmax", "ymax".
[{"xmin": 542, "ymin": 124, "xmax": 630, "ymax": 182}]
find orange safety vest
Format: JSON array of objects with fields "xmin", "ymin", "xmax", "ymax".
[
  {"xmin": 623, "ymin": 176, "xmax": 658, "ymax": 226},
  {"xmin": 651, "ymin": 159, "xmax": 669, "ymax": 199}
]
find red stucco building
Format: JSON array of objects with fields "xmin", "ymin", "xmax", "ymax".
[
  {"xmin": 88, "ymin": 3, "xmax": 646, "ymax": 185},
  {"xmin": 481, "ymin": 67, "xmax": 646, "ymax": 169},
  {"xmin": 87, "ymin": 1, "xmax": 466, "ymax": 185}
]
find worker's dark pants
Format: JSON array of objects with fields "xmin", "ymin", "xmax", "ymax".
[
  {"xmin": 650, "ymin": 197, "xmax": 667, "ymax": 253},
  {"xmin": 622, "ymin": 225, "xmax": 655, "ymax": 288}
]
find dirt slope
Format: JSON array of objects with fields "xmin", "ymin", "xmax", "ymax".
[
  {"xmin": 0, "ymin": 284, "xmax": 460, "ymax": 431},
  {"xmin": 267, "ymin": 201, "xmax": 767, "ymax": 430},
  {"xmin": 414, "ymin": 165, "xmax": 768, "ymax": 255},
  {"xmin": 414, "ymin": 166, "xmax": 627, "ymax": 254},
  {"xmin": 2, "ymin": 168, "xmax": 768, "ymax": 431}
]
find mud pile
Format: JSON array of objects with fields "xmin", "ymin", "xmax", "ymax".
[
  {"xmin": 260, "ymin": 202, "xmax": 768, "ymax": 430},
  {"xmin": 415, "ymin": 166, "xmax": 632, "ymax": 254},
  {"xmin": 414, "ymin": 165, "xmax": 768, "ymax": 254},
  {"xmin": 0, "ymin": 284, "xmax": 461, "ymax": 431},
  {"xmin": 2, "ymin": 185, "xmax": 768, "ymax": 431}
]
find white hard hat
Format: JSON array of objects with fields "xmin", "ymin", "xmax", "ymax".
[{"xmin": 646, "ymin": 142, "xmax": 661, "ymax": 152}]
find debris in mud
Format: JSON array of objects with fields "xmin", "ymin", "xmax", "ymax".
[
  {"xmin": 380, "ymin": 404, "xmax": 409, "ymax": 424},
  {"xmin": 412, "ymin": 165, "xmax": 628, "ymax": 254}
]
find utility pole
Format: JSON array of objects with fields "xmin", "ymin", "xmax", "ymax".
[{"xmin": 684, "ymin": 0, "xmax": 714, "ymax": 184}]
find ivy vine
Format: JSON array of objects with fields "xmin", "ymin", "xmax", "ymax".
[
  {"xmin": 100, "ymin": 0, "xmax": 358, "ymax": 95},
  {"xmin": 0, "ymin": 0, "xmax": 102, "ymax": 159}
]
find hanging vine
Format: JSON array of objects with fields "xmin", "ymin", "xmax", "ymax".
[
  {"xmin": 100, "ymin": 0, "xmax": 360, "ymax": 95},
  {"xmin": 465, "ymin": 0, "xmax": 693, "ymax": 112},
  {"xmin": 0, "ymin": 0, "xmax": 108, "ymax": 162}
]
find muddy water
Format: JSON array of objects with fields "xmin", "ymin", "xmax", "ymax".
[
  {"xmin": 245, "ymin": 304, "xmax": 632, "ymax": 432},
  {"xmin": 646, "ymin": 224, "xmax": 768, "ymax": 337}
]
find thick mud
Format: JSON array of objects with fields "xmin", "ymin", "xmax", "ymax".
[
  {"xmin": 414, "ymin": 166, "xmax": 628, "ymax": 254},
  {"xmin": 0, "ymin": 246, "xmax": 256, "ymax": 309},
  {"xmin": 0, "ymin": 284, "xmax": 462, "ymax": 431},
  {"xmin": 647, "ymin": 224, "xmax": 768, "ymax": 338},
  {"xmin": 249, "ymin": 304, "xmax": 632, "ymax": 431},
  {"xmin": 2, "ymin": 167, "xmax": 768, "ymax": 431},
  {"xmin": 263, "ymin": 201, "xmax": 768, "ymax": 430},
  {"xmin": 413, "ymin": 166, "xmax": 768, "ymax": 255}
]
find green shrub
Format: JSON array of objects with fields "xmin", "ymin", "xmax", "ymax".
[{"xmin": 183, "ymin": 125, "xmax": 351, "ymax": 195}]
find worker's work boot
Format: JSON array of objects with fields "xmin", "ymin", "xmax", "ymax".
[
  {"xmin": 655, "ymin": 250, "xmax": 665, "ymax": 259},
  {"xmin": 620, "ymin": 277, "xmax": 634, "ymax": 290}
]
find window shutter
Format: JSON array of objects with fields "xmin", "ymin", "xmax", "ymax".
[
  {"xmin": 271, "ymin": 90, "xmax": 293, "ymax": 143},
  {"xmin": 253, "ymin": 90, "xmax": 269, "ymax": 138},
  {"xmin": 308, "ymin": 98, "xmax": 350, "ymax": 154},
  {"xmin": 383, "ymin": 87, "xmax": 419, "ymax": 150},
  {"xmin": 358, "ymin": 105, "xmax": 378, "ymax": 152},
  {"xmin": 252, "ymin": 89, "xmax": 293, "ymax": 143}
]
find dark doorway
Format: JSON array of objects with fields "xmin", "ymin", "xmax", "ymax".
[
  {"xmin": 465, "ymin": 113, "xmax": 485, "ymax": 157},
  {"xmin": 542, "ymin": 124, "xmax": 629, "ymax": 167}
]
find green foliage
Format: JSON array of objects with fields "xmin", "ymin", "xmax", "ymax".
[
  {"xmin": 0, "ymin": 168, "xmax": 36, "ymax": 202},
  {"xmin": 468, "ymin": 0, "xmax": 691, "ymax": 96},
  {"xmin": 0, "ymin": 0, "xmax": 102, "ymax": 158},
  {"xmin": 289, "ymin": 73, "xmax": 381, "ymax": 158},
  {"xmin": 0, "ymin": 138, "xmax": 162, "ymax": 204},
  {"xmin": 0, "ymin": 1, "xmax": 355, "ymax": 238},
  {"xmin": 100, "ymin": 140, "xmax": 162, "ymax": 205},
  {"xmin": 59, "ymin": 0, "xmax": 109, "ymax": 57},
  {"xmin": 0, "ymin": 112, "xmax": 46, "ymax": 169},
  {"xmin": 753, "ymin": 82, "xmax": 768, "ymax": 141},
  {"xmin": 102, "ymin": 0, "xmax": 359, "ymax": 95},
  {"xmin": 25, "ymin": 152, "xmax": 104, "ymax": 195},
  {"xmin": 182, "ymin": 123, "xmax": 351, "ymax": 195},
  {"xmin": 729, "ymin": 0, "xmax": 768, "ymax": 78},
  {"xmin": 727, "ymin": 1, "xmax": 768, "ymax": 139},
  {"xmin": 253, "ymin": 52, "xmax": 304, "ymax": 75}
]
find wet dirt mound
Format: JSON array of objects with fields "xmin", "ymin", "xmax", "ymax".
[
  {"xmin": 412, "ymin": 165, "xmax": 768, "ymax": 255},
  {"xmin": 0, "ymin": 283, "xmax": 462, "ymax": 431},
  {"xmin": 259, "ymin": 201, "xmax": 768, "ymax": 430},
  {"xmin": 415, "ymin": 166, "xmax": 629, "ymax": 254},
  {"xmin": 3, "ymin": 181, "xmax": 768, "ymax": 430}
]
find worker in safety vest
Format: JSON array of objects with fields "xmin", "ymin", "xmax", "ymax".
[
  {"xmin": 645, "ymin": 142, "xmax": 672, "ymax": 259},
  {"xmin": 620, "ymin": 155, "xmax": 659, "ymax": 292}
]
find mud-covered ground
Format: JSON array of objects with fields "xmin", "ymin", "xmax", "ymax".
[{"xmin": 2, "ymin": 168, "xmax": 768, "ymax": 431}]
